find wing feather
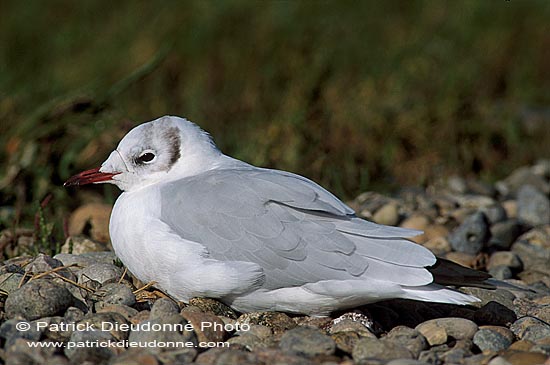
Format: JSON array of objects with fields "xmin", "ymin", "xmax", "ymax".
[{"xmin": 160, "ymin": 168, "xmax": 435, "ymax": 291}]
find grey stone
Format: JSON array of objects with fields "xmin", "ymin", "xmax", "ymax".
[
  {"xmin": 54, "ymin": 251, "xmax": 117, "ymax": 268},
  {"xmin": 480, "ymin": 204, "xmax": 508, "ymax": 225},
  {"xmin": 449, "ymin": 212, "xmax": 490, "ymax": 254},
  {"xmin": 488, "ymin": 219, "xmax": 522, "ymax": 250},
  {"xmin": 78, "ymin": 263, "xmax": 123, "ymax": 285},
  {"xmin": 488, "ymin": 265, "xmax": 513, "ymax": 280},
  {"xmin": 460, "ymin": 288, "xmax": 516, "ymax": 309},
  {"xmin": 517, "ymin": 185, "xmax": 550, "ymax": 226},
  {"xmin": 279, "ymin": 326, "xmax": 336, "ymax": 357},
  {"xmin": 94, "ymin": 283, "xmax": 136, "ymax": 310},
  {"xmin": 510, "ymin": 317, "xmax": 550, "ymax": 344},
  {"xmin": 384, "ymin": 326, "xmax": 428, "ymax": 358},
  {"xmin": 473, "ymin": 327, "xmax": 514, "ymax": 352},
  {"xmin": 64, "ymin": 306, "xmax": 86, "ymax": 323},
  {"xmin": 0, "ymin": 272, "xmax": 24, "ymax": 294},
  {"xmin": 24, "ymin": 254, "xmax": 74, "ymax": 280},
  {"xmin": 150, "ymin": 297, "xmax": 180, "ymax": 319},
  {"xmin": 520, "ymin": 324, "xmax": 550, "ymax": 344},
  {"xmin": 5, "ymin": 279, "xmax": 74, "ymax": 320},
  {"xmin": 498, "ymin": 166, "xmax": 550, "ymax": 197},
  {"xmin": 353, "ymin": 337, "xmax": 413, "ymax": 362}
]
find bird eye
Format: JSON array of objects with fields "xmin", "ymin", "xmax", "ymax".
[{"xmin": 137, "ymin": 151, "xmax": 156, "ymax": 164}]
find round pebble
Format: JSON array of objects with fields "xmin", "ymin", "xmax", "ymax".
[
  {"xmin": 473, "ymin": 326, "xmax": 514, "ymax": 352},
  {"xmin": 5, "ymin": 279, "xmax": 74, "ymax": 320},
  {"xmin": 448, "ymin": 212, "xmax": 490, "ymax": 254},
  {"xmin": 517, "ymin": 185, "xmax": 550, "ymax": 226},
  {"xmin": 279, "ymin": 326, "xmax": 336, "ymax": 357}
]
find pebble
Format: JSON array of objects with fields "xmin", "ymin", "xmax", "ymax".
[
  {"xmin": 279, "ymin": 326, "xmax": 336, "ymax": 357},
  {"xmin": 489, "ymin": 265, "xmax": 513, "ymax": 280},
  {"xmin": 331, "ymin": 331, "xmax": 362, "ymax": 354},
  {"xmin": 384, "ymin": 326, "xmax": 428, "ymax": 358},
  {"xmin": 181, "ymin": 311, "xmax": 227, "ymax": 343},
  {"xmin": 0, "ymin": 272, "xmax": 24, "ymax": 294},
  {"xmin": 487, "ymin": 251, "xmax": 523, "ymax": 272},
  {"xmin": 517, "ymin": 185, "xmax": 550, "ymax": 226},
  {"xmin": 372, "ymin": 202, "xmax": 400, "ymax": 226},
  {"xmin": 461, "ymin": 287, "xmax": 516, "ymax": 309},
  {"xmin": 77, "ymin": 263, "xmax": 123, "ymax": 285},
  {"xmin": 416, "ymin": 318, "xmax": 478, "ymax": 343},
  {"xmin": 422, "ymin": 236, "xmax": 452, "ymax": 256},
  {"xmin": 510, "ymin": 317, "xmax": 550, "ymax": 344},
  {"xmin": 188, "ymin": 297, "xmax": 238, "ymax": 319},
  {"xmin": 499, "ymin": 350, "xmax": 549, "ymax": 365},
  {"xmin": 5, "ymin": 279, "xmax": 74, "ymax": 320},
  {"xmin": 473, "ymin": 326, "xmax": 514, "ymax": 352},
  {"xmin": 414, "ymin": 320, "xmax": 447, "ymax": 346},
  {"xmin": 502, "ymin": 200, "xmax": 518, "ymax": 219},
  {"xmin": 237, "ymin": 311, "xmax": 296, "ymax": 335},
  {"xmin": 448, "ymin": 212, "xmax": 490, "ymax": 254},
  {"xmin": 353, "ymin": 337, "xmax": 413, "ymax": 362},
  {"xmin": 97, "ymin": 304, "xmax": 139, "ymax": 323},
  {"xmin": 94, "ymin": 283, "xmax": 136, "ymax": 309},
  {"xmin": 488, "ymin": 219, "xmax": 522, "ymax": 250},
  {"xmin": 149, "ymin": 297, "xmax": 180, "ymax": 319},
  {"xmin": 480, "ymin": 204, "xmax": 508, "ymax": 224},
  {"xmin": 54, "ymin": 251, "xmax": 118, "ymax": 268}
]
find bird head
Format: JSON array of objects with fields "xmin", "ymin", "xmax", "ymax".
[{"xmin": 64, "ymin": 116, "xmax": 220, "ymax": 192}]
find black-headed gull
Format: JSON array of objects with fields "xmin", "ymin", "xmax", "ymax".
[{"xmin": 65, "ymin": 116, "xmax": 488, "ymax": 315}]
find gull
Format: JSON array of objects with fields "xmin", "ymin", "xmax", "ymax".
[{"xmin": 65, "ymin": 116, "xmax": 489, "ymax": 315}]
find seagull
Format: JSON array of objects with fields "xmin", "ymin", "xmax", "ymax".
[{"xmin": 65, "ymin": 115, "xmax": 489, "ymax": 315}]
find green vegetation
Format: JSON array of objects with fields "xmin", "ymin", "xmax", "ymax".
[{"xmin": 1, "ymin": 1, "xmax": 549, "ymax": 233}]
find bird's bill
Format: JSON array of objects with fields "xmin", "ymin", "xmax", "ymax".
[{"xmin": 64, "ymin": 167, "xmax": 119, "ymax": 186}]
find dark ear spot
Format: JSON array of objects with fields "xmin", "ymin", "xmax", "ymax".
[{"xmin": 164, "ymin": 126, "xmax": 181, "ymax": 168}]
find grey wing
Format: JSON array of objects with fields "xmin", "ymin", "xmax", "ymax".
[{"xmin": 160, "ymin": 168, "xmax": 436, "ymax": 290}]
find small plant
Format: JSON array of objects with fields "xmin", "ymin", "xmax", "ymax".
[{"xmin": 30, "ymin": 194, "xmax": 63, "ymax": 256}]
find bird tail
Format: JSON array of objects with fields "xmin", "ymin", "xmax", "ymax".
[{"xmin": 427, "ymin": 258, "xmax": 494, "ymax": 289}]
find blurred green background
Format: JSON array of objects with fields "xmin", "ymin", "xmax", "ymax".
[{"xmin": 1, "ymin": 0, "xmax": 549, "ymax": 233}]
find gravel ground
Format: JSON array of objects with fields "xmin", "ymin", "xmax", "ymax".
[{"xmin": 1, "ymin": 160, "xmax": 549, "ymax": 365}]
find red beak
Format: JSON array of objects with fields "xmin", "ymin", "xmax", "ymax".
[{"xmin": 64, "ymin": 167, "xmax": 119, "ymax": 187}]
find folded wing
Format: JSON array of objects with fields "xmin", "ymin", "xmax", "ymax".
[{"xmin": 160, "ymin": 168, "xmax": 437, "ymax": 291}]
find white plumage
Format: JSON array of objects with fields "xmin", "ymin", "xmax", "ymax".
[{"xmin": 65, "ymin": 115, "xmax": 480, "ymax": 315}]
